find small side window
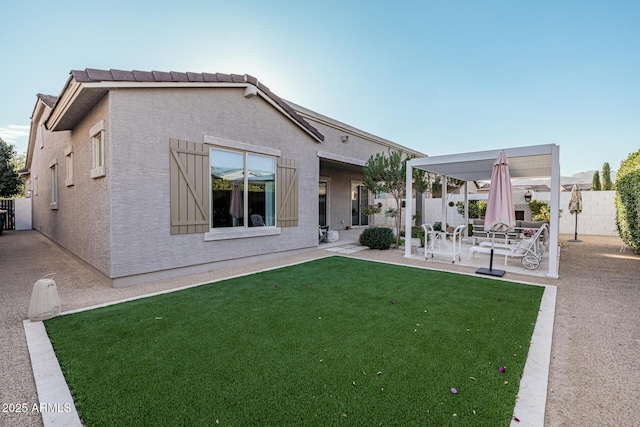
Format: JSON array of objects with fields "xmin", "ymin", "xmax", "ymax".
[
  {"xmin": 65, "ymin": 146, "xmax": 74, "ymax": 186},
  {"xmin": 49, "ymin": 160, "xmax": 58, "ymax": 209},
  {"xmin": 90, "ymin": 120, "xmax": 106, "ymax": 178}
]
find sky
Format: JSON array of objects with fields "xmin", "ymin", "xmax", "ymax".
[{"xmin": 1, "ymin": 0, "xmax": 638, "ymax": 179}]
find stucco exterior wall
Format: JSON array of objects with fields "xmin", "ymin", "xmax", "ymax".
[
  {"xmin": 107, "ymin": 88, "xmax": 321, "ymax": 280},
  {"xmin": 319, "ymin": 162, "xmax": 364, "ymax": 230},
  {"xmin": 29, "ymin": 98, "xmax": 112, "ymax": 276},
  {"xmin": 308, "ymin": 112, "xmax": 422, "ymax": 233},
  {"xmin": 28, "ymin": 84, "xmax": 426, "ymax": 286}
]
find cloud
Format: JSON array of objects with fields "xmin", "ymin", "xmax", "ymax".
[{"xmin": 0, "ymin": 125, "xmax": 30, "ymax": 144}]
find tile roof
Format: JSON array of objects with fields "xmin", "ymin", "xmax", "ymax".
[
  {"xmin": 37, "ymin": 93, "xmax": 58, "ymax": 108},
  {"xmin": 69, "ymin": 68, "xmax": 323, "ymax": 141}
]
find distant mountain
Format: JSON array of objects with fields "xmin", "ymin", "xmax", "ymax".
[
  {"xmin": 567, "ymin": 170, "xmax": 596, "ymax": 184},
  {"xmin": 507, "ymin": 170, "xmax": 597, "ymax": 189},
  {"xmin": 483, "ymin": 170, "xmax": 616, "ymax": 189}
]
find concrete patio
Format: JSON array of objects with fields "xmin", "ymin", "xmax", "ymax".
[{"xmin": 323, "ymin": 226, "xmax": 554, "ymax": 278}]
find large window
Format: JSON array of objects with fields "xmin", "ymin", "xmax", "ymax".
[{"xmin": 210, "ymin": 148, "xmax": 275, "ymax": 229}]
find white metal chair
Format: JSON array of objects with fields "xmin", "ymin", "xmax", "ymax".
[{"xmin": 421, "ymin": 223, "xmax": 466, "ymax": 263}]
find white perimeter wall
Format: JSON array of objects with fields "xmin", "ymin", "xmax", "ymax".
[
  {"xmin": 14, "ymin": 198, "xmax": 32, "ymax": 230},
  {"xmin": 423, "ymin": 190, "xmax": 617, "ymax": 236}
]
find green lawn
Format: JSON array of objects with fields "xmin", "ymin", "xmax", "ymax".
[{"xmin": 44, "ymin": 257, "xmax": 544, "ymax": 426}]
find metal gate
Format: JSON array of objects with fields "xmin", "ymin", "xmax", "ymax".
[{"xmin": 0, "ymin": 199, "xmax": 15, "ymax": 230}]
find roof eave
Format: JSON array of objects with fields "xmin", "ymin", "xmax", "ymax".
[{"xmin": 45, "ymin": 70, "xmax": 325, "ymax": 143}]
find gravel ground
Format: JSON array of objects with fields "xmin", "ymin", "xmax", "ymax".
[{"xmin": 1, "ymin": 230, "xmax": 638, "ymax": 426}]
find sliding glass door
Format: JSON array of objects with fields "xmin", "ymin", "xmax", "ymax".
[{"xmin": 351, "ymin": 184, "xmax": 369, "ymax": 226}]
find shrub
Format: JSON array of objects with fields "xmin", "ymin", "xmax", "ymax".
[
  {"xmin": 528, "ymin": 200, "xmax": 548, "ymax": 221},
  {"xmin": 528, "ymin": 201, "xmax": 562, "ymax": 222},
  {"xmin": 615, "ymin": 150, "xmax": 640, "ymax": 252},
  {"xmin": 433, "ymin": 222, "xmax": 449, "ymax": 232},
  {"xmin": 456, "ymin": 200, "xmax": 487, "ymax": 218},
  {"xmin": 359, "ymin": 227, "xmax": 395, "ymax": 250}
]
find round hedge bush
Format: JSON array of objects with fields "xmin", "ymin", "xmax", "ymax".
[
  {"xmin": 615, "ymin": 149, "xmax": 640, "ymax": 253},
  {"xmin": 359, "ymin": 227, "xmax": 395, "ymax": 250}
]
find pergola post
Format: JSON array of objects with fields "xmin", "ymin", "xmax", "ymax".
[
  {"xmin": 464, "ymin": 182, "xmax": 469, "ymax": 237},
  {"xmin": 441, "ymin": 175, "xmax": 448, "ymax": 230},
  {"xmin": 404, "ymin": 161, "xmax": 414, "ymax": 258},
  {"xmin": 547, "ymin": 144, "xmax": 561, "ymax": 278}
]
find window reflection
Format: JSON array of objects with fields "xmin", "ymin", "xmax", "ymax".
[{"xmin": 210, "ymin": 149, "xmax": 275, "ymax": 229}]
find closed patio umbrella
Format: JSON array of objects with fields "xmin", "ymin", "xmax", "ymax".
[
  {"xmin": 230, "ymin": 181, "xmax": 243, "ymax": 225},
  {"xmin": 477, "ymin": 152, "xmax": 516, "ymax": 277},
  {"xmin": 568, "ymin": 184, "xmax": 583, "ymax": 242}
]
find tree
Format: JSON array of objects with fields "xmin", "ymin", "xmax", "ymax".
[
  {"xmin": 601, "ymin": 162, "xmax": 613, "ymax": 190},
  {"xmin": 363, "ymin": 149, "xmax": 410, "ymax": 247},
  {"xmin": 412, "ymin": 166, "xmax": 433, "ymax": 225},
  {"xmin": 11, "ymin": 151, "xmax": 26, "ymax": 197},
  {"xmin": 430, "ymin": 175, "xmax": 465, "ymax": 198},
  {"xmin": 456, "ymin": 200, "xmax": 487, "ymax": 218},
  {"xmin": 0, "ymin": 138, "xmax": 22, "ymax": 198},
  {"xmin": 615, "ymin": 150, "xmax": 640, "ymax": 253},
  {"xmin": 592, "ymin": 170, "xmax": 601, "ymax": 191}
]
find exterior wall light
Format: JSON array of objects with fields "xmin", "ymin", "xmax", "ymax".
[{"xmin": 524, "ymin": 190, "xmax": 532, "ymax": 202}]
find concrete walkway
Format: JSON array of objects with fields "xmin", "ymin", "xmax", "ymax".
[{"xmin": 1, "ymin": 230, "xmax": 638, "ymax": 426}]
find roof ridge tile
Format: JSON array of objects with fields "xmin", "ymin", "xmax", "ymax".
[
  {"xmin": 132, "ymin": 70, "xmax": 155, "ymax": 82},
  {"xmin": 65, "ymin": 68, "xmax": 324, "ymax": 141}
]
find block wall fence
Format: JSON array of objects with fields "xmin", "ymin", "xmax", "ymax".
[{"xmin": 422, "ymin": 190, "xmax": 617, "ymax": 236}]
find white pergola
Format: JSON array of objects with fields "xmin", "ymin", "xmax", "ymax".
[{"xmin": 404, "ymin": 144, "xmax": 561, "ymax": 278}]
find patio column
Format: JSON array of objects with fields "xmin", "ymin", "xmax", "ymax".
[
  {"xmin": 464, "ymin": 182, "xmax": 469, "ymax": 237},
  {"xmin": 441, "ymin": 175, "xmax": 448, "ymax": 229},
  {"xmin": 404, "ymin": 161, "xmax": 414, "ymax": 258},
  {"xmin": 547, "ymin": 145, "xmax": 561, "ymax": 278}
]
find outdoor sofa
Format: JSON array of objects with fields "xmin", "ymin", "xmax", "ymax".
[{"xmin": 471, "ymin": 219, "xmax": 547, "ymax": 245}]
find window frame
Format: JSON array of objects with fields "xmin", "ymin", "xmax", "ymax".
[
  {"xmin": 64, "ymin": 146, "xmax": 74, "ymax": 186},
  {"xmin": 204, "ymin": 139, "xmax": 281, "ymax": 241},
  {"xmin": 49, "ymin": 159, "xmax": 58, "ymax": 209},
  {"xmin": 90, "ymin": 120, "xmax": 106, "ymax": 178},
  {"xmin": 208, "ymin": 147, "xmax": 277, "ymax": 228}
]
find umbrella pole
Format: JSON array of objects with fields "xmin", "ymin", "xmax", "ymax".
[
  {"xmin": 476, "ymin": 232, "xmax": 506, "ymax": 277},
  {"xmin": 569, "ymin": 213, "xmax": 582, "ymax": 242},
  {"xmin": 489, "ymin": 248, "xmax": 494, "ymax": 271}
]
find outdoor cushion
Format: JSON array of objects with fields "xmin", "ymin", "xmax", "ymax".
[{"xmin": 514, "ymin": 238, "xmax": 535, "ymax": 255}]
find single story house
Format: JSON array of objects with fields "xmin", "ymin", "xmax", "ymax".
[{"xmin": 24, "ymin": 68, "xmax": 423, "ymax": 286}]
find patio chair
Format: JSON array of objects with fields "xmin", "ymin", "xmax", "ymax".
[
  {"xmin": 319, "ymin": 226, "xmax": 329, "ymax": 243},
  {"xmin": 467, "ymin": 223, "xmax": 549, "ymax": 269},
  {"xmin": 421, "ymin": 223, "xmax": 465, "ymax": 263},
  {"xmin": 250, "ymin": 215, "xmax": 265, "ymax": 226}
]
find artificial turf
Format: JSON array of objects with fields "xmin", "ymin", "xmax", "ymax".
[{"xmin": 44, "ymin": 256, "xmax": 544, "ymax": 426}]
